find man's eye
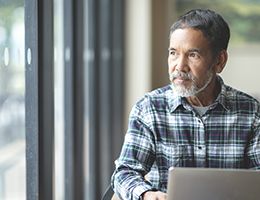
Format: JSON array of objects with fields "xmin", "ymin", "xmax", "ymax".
[
  {"xmin": 189, "ymin": 52, "xmax": 199, "ymax": 58},
  {"xmin": 169, "ymin": 51, "xmax": 176, "ymax": 55}
]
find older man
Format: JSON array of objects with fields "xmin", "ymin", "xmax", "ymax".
[{"xmin": 111, "ymin": 9, "xmax": 260, "ymax": 200}]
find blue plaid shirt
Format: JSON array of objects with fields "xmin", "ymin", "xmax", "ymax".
[{"xmin": 111, "ymin": 77, "xmax": 260, "ymax": 200}]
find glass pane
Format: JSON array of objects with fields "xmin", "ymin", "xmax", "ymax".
[
  {"xmin": 170, "ymin": 0, "xmax": 260, "ymax": 100},
  {"xmin": 0, "ymin": 0, "xmax": 26, "ymax": 199},
  {"xmin": 54, "ymin": 0, "xmax": 65, "ymax": 199}
]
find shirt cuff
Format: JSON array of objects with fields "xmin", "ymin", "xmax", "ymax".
[{"xmin": 132, "ymin": 183, "xmax": 157, "ymax": 200}]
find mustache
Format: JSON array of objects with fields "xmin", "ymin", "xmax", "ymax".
[{"xmin": 169, "ymin": 71, "xmax": 194, "ymax": 82}]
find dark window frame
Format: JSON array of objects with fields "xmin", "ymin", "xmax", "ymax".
[
  {"xmin": 25, "ymin": 0, "xmax": 125, "ymax": 199},
  {"xmin": 64, "ymin": 0, "xmax": 85, "ymax": 199},
  {"xmin": 85, "ymin": 0, "xmax": 125, "ymax": 199},
  {"xmin": 25, "ymin": 0, "xmax": 54, "ymax": 199}
]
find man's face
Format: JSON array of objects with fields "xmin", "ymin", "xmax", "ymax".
[{"xmin": 168, "ymin": 28, "xmax": 216, "ymax": 97}]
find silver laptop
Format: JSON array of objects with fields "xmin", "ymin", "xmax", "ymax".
[{"xmin": 167, "ymin": 167, "xmax": 260, "ymax": 200}]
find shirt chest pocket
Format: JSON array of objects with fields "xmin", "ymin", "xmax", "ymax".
[
  {"xmin": 159, "ymin": 144, "xmax": 194, "ymax": 168},
  {"xmin": 208, "ymin": 144, "xmax": 246, "ymax": 168}
]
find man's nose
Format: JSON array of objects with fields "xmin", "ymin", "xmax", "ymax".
[{"xmin": 175, "ymin": 55, "xmax": 188, "ymax": 72}]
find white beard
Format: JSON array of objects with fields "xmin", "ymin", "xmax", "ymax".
[{"xmin": 169, "ymin": 70, "xmax": 213, "ymax": 97}]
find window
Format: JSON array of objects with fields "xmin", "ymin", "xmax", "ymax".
[
  {"xmin": 0, "ymin": 1, "xmax": 26, "ymax": 199},
  {"xmin": 54, "ymin": 0, "xmax": 65, "ymax": 199},
  {"xmin": 0, "ymin": 0, "xmax": 126, "ymax": 199},
  {"xmin": 85, "ymin": 0, "xmax": 125, "ymax": 199}
]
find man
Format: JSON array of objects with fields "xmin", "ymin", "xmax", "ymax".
[{"xmin": 111, "ymin": 9, "xmax": 260, "ymax": 200}]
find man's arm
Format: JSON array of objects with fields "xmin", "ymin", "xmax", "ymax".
[
  {"xmin": 111, "ymin": 107, "xmax": 157, "ymax": 200},
  {"xmin": 142, "ymin": 191, "xmax": 167, "ymax": 200},
  {"xmin": 246, "ymin": 113, "xmax": 260, "ymax": 169}
]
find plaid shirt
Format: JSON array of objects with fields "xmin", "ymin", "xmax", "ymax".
[{"xmin": 111, "ymin": 77, "xmax": 260, "ymax": 200}]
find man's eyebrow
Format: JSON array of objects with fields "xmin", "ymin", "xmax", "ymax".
[
  {"xmin": 188, "ymin": 48, "xmax": 201, "ymax": 53},
  {"xmin": 167, "ymin": 48, "xmax": 202, "ymax": 52},
  {"xmin": 168, "ymin": 47, "xmax": 176, "ymax": 51}
]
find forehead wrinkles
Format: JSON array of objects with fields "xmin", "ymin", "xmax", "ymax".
[{"xmin": 169, "ymin": 28, "xmax": 210, "ymax": 53}]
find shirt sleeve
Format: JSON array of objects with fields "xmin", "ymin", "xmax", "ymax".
[
  {"xmin": 111, "ymin": 99, "xmax": 157, "ymax": 200},
  {"xmin": 246, "ymin": 112, "xmax": 260, "ymax": 169}
]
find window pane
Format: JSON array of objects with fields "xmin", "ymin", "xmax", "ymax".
[
  {"xmin": 0, "ymin": 1, "xmax": 26, "ymax": 199},
  {"xmin": 54, "ymin": 0, "xmax": 65, "ymax": 199}
]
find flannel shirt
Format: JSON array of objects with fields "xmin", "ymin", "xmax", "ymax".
[{"xmin": 111, "ymin": 76, "xmax": 260, "ymax": 200}]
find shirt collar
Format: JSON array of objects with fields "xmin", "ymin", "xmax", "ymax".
[
  {"xmin": 214, "ymin": 76, "xmax": 231, "ymax": 111},
  {"xmin": 167, "ymin": 76, "xmax": 231, "ymax": 113},
  {"xmin": 167, "ymin": 85, "xmax": 186, "ymax": 113}
]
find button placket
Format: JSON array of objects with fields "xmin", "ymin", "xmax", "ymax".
[{"xmin": 195, "ymin": 117, "xmax": 206, "ymax": 167}]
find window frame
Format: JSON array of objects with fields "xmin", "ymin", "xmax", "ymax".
[
  {"xmin": 25, "ymin": 0, "xmax": 125, "ymax": 199},
  {"xmin": 25, "ymin": 0, "xmax": 54, "ymax": 199},
  {"xmin": 85, "ymin": 0, "xmax": 125, "ymax": 199}
]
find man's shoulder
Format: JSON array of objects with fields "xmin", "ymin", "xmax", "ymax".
[
  {"xmin": 225, "ymin": 85, "xmax": 259, "ymax": 102},
  {"xmin": 224, "ymin": 84, "xmax": 260, "ymax": 110},
  {"xmin": 135, "ymin": 85, "xmax": 172, "ymax": 109},
  {"xmin": 146, "ymin": 85, "xmax": 172, "ymax": 97}
]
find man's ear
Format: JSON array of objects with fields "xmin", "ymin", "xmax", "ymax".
[{"xmin": 214, "ymin": 50, "xmax": 228, "ymax": 74}]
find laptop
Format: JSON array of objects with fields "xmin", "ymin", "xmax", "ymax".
[{"xmin": 167, "ymin": 167, "xmax": 260, "ymax": 200}]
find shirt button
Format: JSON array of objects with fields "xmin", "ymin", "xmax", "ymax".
[{"xmin": 198, "ymin": 146, "xmax": 202, "ymax": 150}]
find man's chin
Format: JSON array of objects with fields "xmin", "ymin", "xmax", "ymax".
[{"xmin": 171, "ymin": 84, "xmax": 195, "ymax": 97}]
